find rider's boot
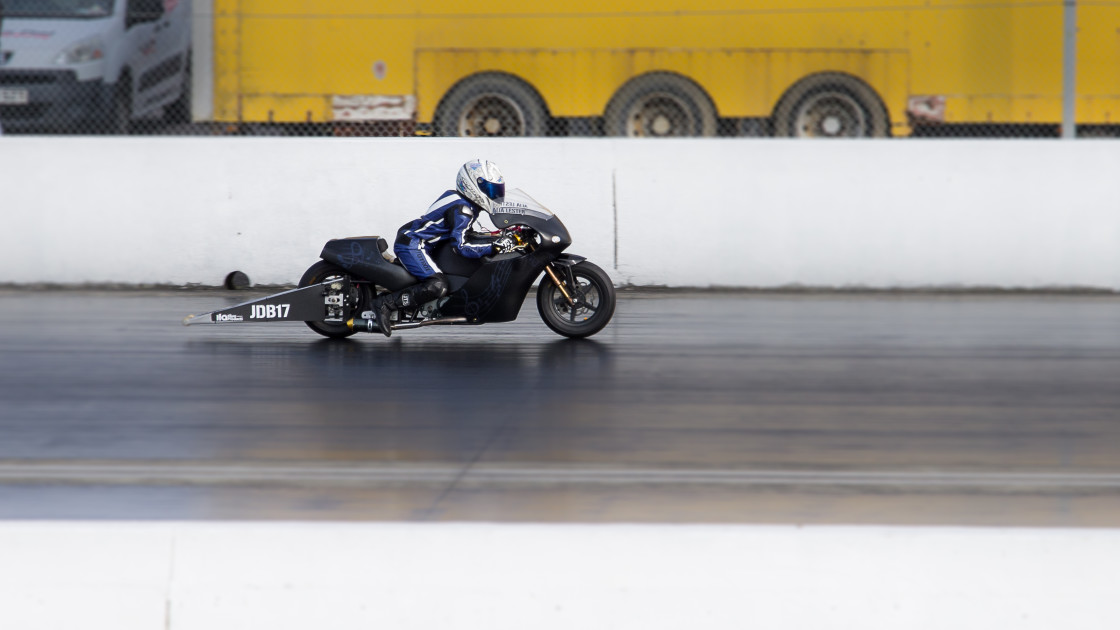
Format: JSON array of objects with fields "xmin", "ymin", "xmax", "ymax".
[
  {"xmin": 369, "ymin": 275, "xmax": 447, "ymax": 338},
  {"xmin": 370, "ymin": 294, "xmax": 395, "ymax": 337}
]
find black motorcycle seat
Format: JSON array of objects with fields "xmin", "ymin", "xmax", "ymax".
[{"xmin": 320, "ymin": 236, "xmax": 418, "ymax": 291}]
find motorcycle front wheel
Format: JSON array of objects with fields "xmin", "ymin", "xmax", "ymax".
[
  {"xmin": 298, "ymin": 261, "xmax": 372, "ymax": 339},
  {"xmin": 536, "ymin": 261, "xmax": 616, "ymax": 339}
]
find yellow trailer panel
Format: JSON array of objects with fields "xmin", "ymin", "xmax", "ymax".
[{"xmin": 211, "ymin": 1, "xmax": 1120, "ymax": 137}]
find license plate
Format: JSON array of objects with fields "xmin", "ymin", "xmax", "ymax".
[{"xmin": 0, "ymin": 89, "xmax": 30, "ymax": 105}]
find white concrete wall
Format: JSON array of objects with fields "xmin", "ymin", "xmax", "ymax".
[
  {"xmin": 1, "ymin": 137, "xmax": 1118, "ymax": 289},
  {"xmin": 1, "ymin": 522, "xmax": 1118, "ymax": 630}
]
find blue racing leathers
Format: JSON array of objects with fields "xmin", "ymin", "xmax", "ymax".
[{"xmin": 394, "ymin": 190, "xmax": 495, "ymax": 279}]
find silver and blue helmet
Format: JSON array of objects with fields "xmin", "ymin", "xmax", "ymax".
[{"xmin": 455, "ymin": 159, "xmax": 505, "ymax": 214}]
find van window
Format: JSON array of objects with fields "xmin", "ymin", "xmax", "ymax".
[{"xmin": 3, "ymin": 0, "xmax": 114, "ymax": 19}]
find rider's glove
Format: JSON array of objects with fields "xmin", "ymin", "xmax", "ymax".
[{"xmin": 493, "ymin": 235, "xmax": 518, "ymax": 254}]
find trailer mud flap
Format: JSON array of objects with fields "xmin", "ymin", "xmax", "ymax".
[{"xmin": 182, "ymin": 280, "xmax": 350, "ymax": 325}]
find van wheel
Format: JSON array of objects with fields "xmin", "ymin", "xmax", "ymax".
[
  {"xmin": 166, "ymin": 53, "xmax": 192, "ymax": 124},
  {"xmin": 110, "ymin": 78, "xmax": 134, "ymax": 135}
]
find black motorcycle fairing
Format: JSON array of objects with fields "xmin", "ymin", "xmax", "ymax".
[
  {"xmin": 440, "ymin": 248, "xmax": 555, "ymax": 323},
  {"xmin": 490, "ymin": 213, "xmax": 573, "ymax": 253},
  {"xmin": 446, "ymin": 275, "xmax": 470, "ymax": 294},
  {"xmin": 429, "ymin": 239, "xmax": 487, "ymax": 278},
  {"xmin": 320, "ymin": 237, "xmax": 417, "ymax": 291},
  {"xmin": 550, "ymin": 253, "xmax": 588, "ymax": 267}
]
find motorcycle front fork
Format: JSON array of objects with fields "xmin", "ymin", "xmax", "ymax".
[
  {"xmin": 543, "ymin": 264, "xmax": 575, "ymax": 306},
  {"xmin": 526, "ymin": 243, "xmax": 575, "ymax": 307}
]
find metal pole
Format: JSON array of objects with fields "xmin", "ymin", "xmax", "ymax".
[{"xmin": 1062, "ymin": 0, "xmax": 1078, "ymax": 139}]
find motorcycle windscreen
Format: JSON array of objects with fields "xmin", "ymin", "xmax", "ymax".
[
  {"xmin": 491, "ymin": 188, "xmax": 554, "ymax": 220},
  {"xmin": 488, "ymin": 188, "xmax": 572, "ymax": 247}
]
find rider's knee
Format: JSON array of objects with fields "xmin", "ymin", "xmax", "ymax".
[{"xmin": 428, "ymin": 273, "xmax": 449, "ymax": 299}]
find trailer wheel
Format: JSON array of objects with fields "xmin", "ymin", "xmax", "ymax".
[
  {"xmin": 772, "ymin": 73, "xmax": 889, "ymax": 138},
  {"xmin": 434, "ymin": 73, "xmax": 548, "ymax": 137},
  {"xmin": 604, "ymin": 73, "xmax": 717, "ymax": 137}
]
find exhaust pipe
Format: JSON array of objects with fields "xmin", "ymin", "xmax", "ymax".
[
  {"xmin": 347, "ymin": 317, "xmax": 383, "ymax": 334},
  {"xmin": 347, "ymin": 316, "xmax": 468, "ymax": 332}
]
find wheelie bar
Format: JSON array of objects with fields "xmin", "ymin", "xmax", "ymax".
[
  {"xmin": 182, "ymin": 280, "xmax": 346, "ymax": 325},
  {"xmin": 347, "ymin": 316, "xmax": 468, "ymax": 333}
]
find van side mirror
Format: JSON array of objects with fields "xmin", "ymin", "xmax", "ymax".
[{"xmin": 126, "ymin": 0, "xmax": 165, "ymax": 29}]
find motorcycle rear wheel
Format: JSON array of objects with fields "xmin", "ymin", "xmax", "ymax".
[
  {"xmin": 536, "ymin": 261, "xmax": 616, "ymax": 339},
  {"xmin": 298, "ymin": 261, "xmax": 371, "ymax": 339}
]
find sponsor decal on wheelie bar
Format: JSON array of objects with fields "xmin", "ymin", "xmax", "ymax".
[{"xmin": 251, "ymin": 304, "xmax": 291, "ymax": 319}]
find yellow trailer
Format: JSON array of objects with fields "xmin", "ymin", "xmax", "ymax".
[{"xmin": 211, "ymin": 1, "xmax": 1120, "ymax": 137}]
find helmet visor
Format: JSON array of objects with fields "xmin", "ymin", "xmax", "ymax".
[{"xmin": 477, "ymin": 178, "xmax": 505, "ymax": 204}]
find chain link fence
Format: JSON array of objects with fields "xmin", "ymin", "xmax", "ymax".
[{"xmin": 3, "ymin": 1, "xmax": 1120, "ymax": 139}]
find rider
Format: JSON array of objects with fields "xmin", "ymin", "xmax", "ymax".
[{"xmin": 369, "ymin": 159, "xmax": 519, "ymax": 336}]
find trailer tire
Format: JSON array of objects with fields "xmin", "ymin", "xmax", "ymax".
[
  {"xmin": 434, "ymin": 73, "xmax": 548, "ymax": 137},
  {"xmin": 109, "ymin": 75, "xmax": 134, "ymax": 135},
  {"xmin": 772, "ymin": 73, "xmax": 889, "ymax": 138},
  {"xmin": 604, "ymin": 73, "xmax": 717, "ymax": 137}
]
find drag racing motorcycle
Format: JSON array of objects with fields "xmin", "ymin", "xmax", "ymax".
[{"xmin": 183, "ymin": 189, "xmax": 615, "ymax": 339}]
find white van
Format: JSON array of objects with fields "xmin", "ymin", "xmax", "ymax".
[{"xmin": 0, "ymin": 0, "xmax": 190, "ymax": 133}]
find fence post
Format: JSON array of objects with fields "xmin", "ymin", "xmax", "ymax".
[{"xmin": 1062, "ymin": 0, "xmax": 1078, "ymax": 139}]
